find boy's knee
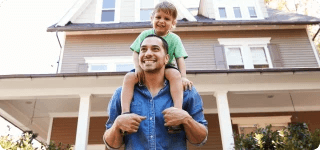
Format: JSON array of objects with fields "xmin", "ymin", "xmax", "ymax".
[
  {"xmin": 124, "ymin": 72, "xmax": 137, "ymax": 82},
  {"xmin": 165, "ymin": 69, "xmax": 181, "ymax": 80}
]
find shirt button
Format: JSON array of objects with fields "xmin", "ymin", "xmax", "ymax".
[
  {"xmin": 150, "ymin": 135, "xmax": 153, "ymax": 138},
  {"xmin": 150, "ymin": 117, "xmax": 152, "ymax": 120}
]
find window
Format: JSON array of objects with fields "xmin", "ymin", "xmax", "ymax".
[
  {"xmin": 139, "ymin": 0, "xmax": 155, "ymax": 21},
  {"xmin": 248, "ymin": 7, "xmax": 257, "ymax": 18},
  {"xmin": 233, "ymin": 7, "xmax": 242, "ymax": 18},
  {"xmin": 85, "ymin": 56, "xmax": 134, "ymax": 72},
  {"xmin": 225, "ymin": 47, "xmax": 244, "ymax": 69},
  {"xmin": 219, "ymin": 7, "xmax": 227, "ymax": 18},
  {"xmin": 96, "ymin": 0, "xmax": 120, "ymax": 23},
  {"xmin": 232, "ymin": 116, "xmax": 291, "ymax": 135},
  {"xmin": 218, "ymin": 38, "xmax": 272, "ymax": 69},
  {"xmin": 251, "ymin": 47, "xmax": 269, "ymax": 68}
]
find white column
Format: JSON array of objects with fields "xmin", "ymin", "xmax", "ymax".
[
  {"xmin": 46, "ymin": 116, "xmax": 53, "ymax": 144},
  {"xmin": 214, "ymin": 91, "xmax": 234, "ymax": 150},
  {"xmin": 75, "ymin": 94, "xmax": 92, "ymax": 150}
]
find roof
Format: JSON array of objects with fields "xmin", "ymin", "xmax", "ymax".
[
  {"xmin": 2, "ymin": 68, "xmax": 320, "ymax": 79},
  {"xmin": 47, "ymin": 8, "xmax": 320, "ymax": 32}
]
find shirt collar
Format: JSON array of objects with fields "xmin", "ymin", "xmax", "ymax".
[{"xmin": 138, "ymin": 79, "xmax": 168, "ymax": 87}]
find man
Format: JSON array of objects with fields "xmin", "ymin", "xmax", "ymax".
[{"xmin": 103, "ymin": 35, "xmax": 208, "ymax": 149}]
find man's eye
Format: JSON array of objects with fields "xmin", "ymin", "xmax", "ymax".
[{"xmin": 141, "ymin": 48, "xmax": 147, "ymax": 52}]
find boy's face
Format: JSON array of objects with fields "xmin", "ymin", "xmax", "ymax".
[{"xmin": 151, "ymin": 10, "xmax": 176, "ymax": 37}]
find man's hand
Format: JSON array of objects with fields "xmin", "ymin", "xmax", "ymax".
[
  {"xmin": 181, "ymin": 77, "xmax": 193, "ymax": 91},
  {"xmin": 115, "ymin": 113, "xmax": 146, "ymax": 134},
  {"xmin": 135, "ymin": 67, "xmax": 145, "ymax": 84},
  {"xmin": 162, "ymin": 107, "xmax": 192, "ymax": 127}
]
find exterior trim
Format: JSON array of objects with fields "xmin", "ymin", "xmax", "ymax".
[
  {"xmin": 1, "ymin": 67, "xmax": 320, "ymax": 79},
  {"xmin": 306, "ymin": 27, "xmax": 320, "ymax": 67},
  {"xmin": 46, "ymin": 117, "xmax": 53, "ymax": 144},
  {"xmin": 57, "ymin": 33, "xmax": 66, "ymax": 73}
]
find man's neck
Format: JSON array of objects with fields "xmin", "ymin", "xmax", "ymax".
[{"xmin": 144, "ymin": 71, "xmax": 166, "ymax": 97}]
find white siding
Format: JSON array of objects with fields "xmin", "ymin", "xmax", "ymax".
[
  {"xmin": 73, "ymin": 0, "xmax": 97, "ymax": 23},
  {"xmin": 259, "ymin": 0, "xmax": 269, "ymax": 18},
  {"xmin": 199, "ymin": 0, "xmax": 215, "ymax": 19},
  {"xmin": 120, "ymin": 0, "xmax": 136, "ymax": 22}
]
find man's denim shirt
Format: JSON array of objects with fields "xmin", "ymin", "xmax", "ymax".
[{"xmin": 105, "ymin": 80, "xmax": 208, "ymax": 150}]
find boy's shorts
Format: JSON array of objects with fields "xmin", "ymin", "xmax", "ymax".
[{"xmin": 130, "ymin": 64, "xmax": 179, "ymax": 72}]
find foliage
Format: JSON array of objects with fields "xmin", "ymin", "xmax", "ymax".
[
  {"xmin": 0, "ymin": 131, "xmax": 73, "ymax": 150},
  {"xmin": 234, "ymin": 123, "xmax": 320, "ymax": 150}
]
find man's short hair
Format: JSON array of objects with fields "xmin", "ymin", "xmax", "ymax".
[
  {"xmin": 140, "ymin": 34, "xmax": 169, "ymax": 54},
  {"xmin": 152, "ymin": 1, "xmax": 177, "ymax": 20}
]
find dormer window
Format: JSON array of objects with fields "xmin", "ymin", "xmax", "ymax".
[
  {"xmin": 219, "ymin": 7, "xmax": 227, "ymax": 18},
  {"xmin": 233, "ymin": 7, "xmax": 242, "ymax": 18},
  {"xmin": 95, "ymin": 0, "xmax": 120, "ymax": 23},
  {"xmin": 136, "ymin": 0, "xmax": 159, "ymax": 21},
  {"xmin": 101, "ymin": 0, "xmax": 115, "ymax": 22},
  {"xmin": 248, "ymin": 7, "xmax": 257, "ymax": 18},
  {"xmin": 214, "ymin": 0, "xmax": 263, "ymax": 20}
]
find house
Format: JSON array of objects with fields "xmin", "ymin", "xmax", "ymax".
[{"xmin": 1, "ymin": 0, "xmax": 320, "ymax": 149}]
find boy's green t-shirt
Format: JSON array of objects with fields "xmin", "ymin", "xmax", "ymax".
[{"xmin": 130, "ymin": 29, "xmax": 188, "ymax": 65}]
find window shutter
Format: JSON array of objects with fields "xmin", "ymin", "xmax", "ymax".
[
  {"xmin": 78, "ymin": 63, "xmax": 88, "ymax": 73},
  {"xmin": 267, "ymin": 44, "xmax": 283, "ymax": 68},
  {"xmin": 214, "ymin": 45, "xmax": 227, "ymax": 70}
]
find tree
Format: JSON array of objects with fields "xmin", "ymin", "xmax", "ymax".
[{"xmin": 264, "ymin": 0, "xmax": 320, "ymax": 53}]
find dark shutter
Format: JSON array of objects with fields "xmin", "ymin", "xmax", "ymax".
[
  {"xmin": 78, "ymin": 63, "xmax": 88, "ymax": 73},
  {"xmin": 267, "ymin": 44, "xmax": 283, "ymax": 68},
  {"xmin": 214, "ymin": 45, "xmax": 227, "ymax": 70}
]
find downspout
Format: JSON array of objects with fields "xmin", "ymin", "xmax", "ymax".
[
  {"xmin": 312, "ymin": 24, "xmax": 320, "ymax": 41},
  {"xmin": 55, "ymin": 30, "xmax": 63, "ymax": 74}
]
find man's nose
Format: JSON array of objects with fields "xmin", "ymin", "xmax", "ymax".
[{"xmin": 145, "ymin": 49, "xmax": 152, "ymax": 56}]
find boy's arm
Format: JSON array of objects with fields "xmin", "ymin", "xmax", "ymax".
[
  {"xmin": 176, "ymin": 57, "xmax": 192, "ymax": 90},
  {"xmin": 133, "ymin": 51, "xmax": 144, "ymax": 83}
]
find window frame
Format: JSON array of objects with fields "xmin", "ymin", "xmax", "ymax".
[
  {"xmin": 95, "ymin": 0, "xmax": 121, "ymax": 24},
  {"xmin": 135, "ymin": 0, "xmax": 159, "ymax": 22},
  {"xmin": 233, "ymin": 7, "xmax": 242, "ymax": 18},
  {"xmin": 218, "ymin": 7, "xmax": 227, "ymax": 18},
  {"xmin": 248, "ymin": 6, "xmax": 257, "ymax": 18},
  {"xmin": 84, "ymin": 56, "xmax": 134, "ymax": 72},
  {"xmin": 218, "ymin": 38, "xmax": 273, "ymax": 69}
]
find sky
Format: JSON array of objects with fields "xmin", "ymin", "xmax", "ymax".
[{"xmin": 0, "ymin": 0, "xmax": 77, "ymax": 75}]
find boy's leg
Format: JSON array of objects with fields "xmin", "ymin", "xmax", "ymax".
[
  {"xmin": 121, "ymin": 72, "xmax": 139, "ymax": 114},
  {"xmin": 165, "ymin": 68, "xmax": 183, "ymax": 109}
]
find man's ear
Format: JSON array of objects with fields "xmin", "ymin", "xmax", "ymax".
[{"xmin": 165, "ymin": 54, "xmax": 169, "ymax": 65}]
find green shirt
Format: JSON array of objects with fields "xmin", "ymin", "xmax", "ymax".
[{"xmin": 130, "ymin": 29, "xmax": 188, "ymax": 64}]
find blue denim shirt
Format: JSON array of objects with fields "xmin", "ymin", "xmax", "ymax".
[{"xmin": 105, "ymin": 80, "xmax": 208, "ymax": 150}]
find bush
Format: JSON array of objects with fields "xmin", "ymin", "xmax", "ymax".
[{"xmin": 234, "ymin": 123, "xmax": 320, "ymax": 150}]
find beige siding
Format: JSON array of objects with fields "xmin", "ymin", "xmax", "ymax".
[
  {"xmin": 74, "ymin": 0, "xmax": 97, "ymax": 23},
  {"xmin": 258, "ymin": 0, "xmax": 269, "ymax": 18},
  {"xmin": 199, "ymin": 0, "xmax": 215, "ymax": 19},
  {"xmin": 61, "ymin": 29, "xmax": 318, "ymax": 73},
  {"xmin": 120, "ymin": 0, "xmax": 136, "ymax": 22}
]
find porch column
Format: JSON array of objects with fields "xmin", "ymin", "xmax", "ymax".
[
  {"xmin": 214, "ymin": 91, "xmax": 234, "ymax": 150},
  {"xmin": 75, "ymin": 94, "xmax": 92, "ymax": 150}
]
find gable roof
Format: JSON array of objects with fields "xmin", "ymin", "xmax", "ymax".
[{"xmin": 48, "ymin": 6, "xmax": 320, "ymax": 32}]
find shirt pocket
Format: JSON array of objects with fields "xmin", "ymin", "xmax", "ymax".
[{"xmin": 130, "ymin": 100, "xmax": 142, "ymax": 115}]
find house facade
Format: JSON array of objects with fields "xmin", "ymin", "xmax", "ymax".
[{"xmin": 1, "ymin": 0, "xmax": 320, "ymax": 149}]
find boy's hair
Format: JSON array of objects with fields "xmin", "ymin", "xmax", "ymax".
[
  {"xmin": 151, "ymin": 1, "xmax": 177, "ymax": 20},
  {"xmin": 140, "ymin": 34, "xmax": 168, "ymax": 54}
]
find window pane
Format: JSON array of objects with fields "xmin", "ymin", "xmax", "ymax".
[
  {"xmin": 116, "ymin": 64, "xmax": 134, "ymax": 72},
  {"xmin": 219, "ymin": 7, "xmax": 227, "ymax": 18},
  {"xmin": 103, "ymin": 0, "xmax": 115, "ymax": 9},
  {"xmin": 140, "ymin": 0, "xmax": 154, "ymax": 8},
  {"xmin": 91, "ymin": 65, "xmax": 108, "ymax": 71},
  {"xmin": 251, "ymin": 47, "xmax": 268, "ymax": 64},
  {"xmin": 233, "ymin": 7, "xmax": 242, "ymax": 18},
  {"xmin": 101, "ymin": 10, "xmax": 115, "ymax": 22},
  {"xmin": 248, "ymin": 7, "xmax": 257, "ymax": 18},
  {"xmin": 226, "ymin": 48, "xmax": 243, "ymax": 65},
  {"xmin": 140, "ymin": 9, "xmax": 153, "ymax": 21}
]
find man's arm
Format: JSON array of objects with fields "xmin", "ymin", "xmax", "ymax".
[
  {"xmin": 162, "ymin": 108, "xmax": 207, "ymax": 144},
  {"xmin": 104, "ymin": 113, "xmax": 146, "ymax": 148}
]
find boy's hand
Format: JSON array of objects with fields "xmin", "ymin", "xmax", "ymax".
[
  {"xmin": 181, "ymin": 77, "xmax": 193, "ymax": 91},
  {"xmin": 135, "ymin": 67, "xmax": 145, "ymax": 84}
]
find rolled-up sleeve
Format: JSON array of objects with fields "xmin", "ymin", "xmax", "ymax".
[{"xmin": 185, "ymin": 87, "xmax": 208, "ymax": 146}]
